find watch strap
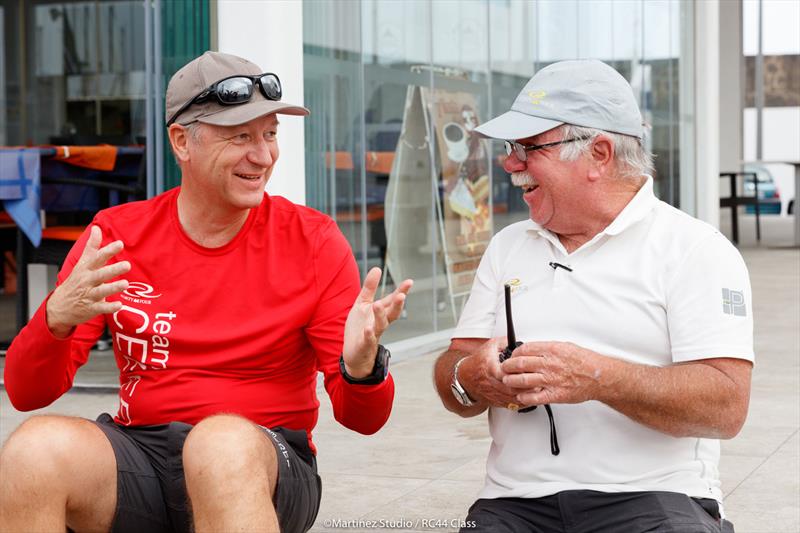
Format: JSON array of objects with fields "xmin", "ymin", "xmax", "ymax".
[{"xmin": 339, "ymin": 345, "xmax": 390, "ymax": 385}]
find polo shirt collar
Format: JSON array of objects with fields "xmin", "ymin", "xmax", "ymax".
[
  {"xmin": 525, "ymin": 175, "xmax": 658, "ymax": 240},
  {"xmin": 602, "ymin": 175, "xmax": 658, "ymax": 236}
]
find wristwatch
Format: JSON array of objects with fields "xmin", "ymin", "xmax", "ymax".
[
  {"xmin": 339, "ymin": 345, "xmax": 391, "ymax": 385},
  {"xmin": 450, "ymin": 356, "xmax": 476, "ymax": 407}
]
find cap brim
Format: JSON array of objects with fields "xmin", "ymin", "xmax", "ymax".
[
  {"xmin": 197, "ymin": 100, "xmax": 310, "ymax": 126},
  {"xmin": 474, "ymin": 110, "xmax": 562, "ymax": 140}
]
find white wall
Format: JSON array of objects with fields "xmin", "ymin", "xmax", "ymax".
[
  {"xmin": 694, "ymin": 0, "xmax": 720, "ymax": 226},
  {"xmin": 216, "ymin": 0, "xmax": 306, "ymax": 204}
]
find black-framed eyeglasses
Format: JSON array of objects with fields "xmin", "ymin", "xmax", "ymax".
[
  {"xmin": 167, "ymin": 73, "xmax": 283, "ymax": 126},
  {"xmin": 504, "ymin": 136, "xmax": 591, "ymax": 162}
]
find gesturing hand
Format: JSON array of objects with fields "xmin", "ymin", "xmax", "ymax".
[
  {"xmin": 46, "ymin": 225, "xmax": 131, "ymax": 338},
  {"xmin": 342, "ymin": 267, "xmax": 413, "ymax": 378}
]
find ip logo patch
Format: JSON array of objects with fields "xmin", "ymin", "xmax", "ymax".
[{"xmin": 722, "ymin": 288, "xmax": 747, "ymax": 317}]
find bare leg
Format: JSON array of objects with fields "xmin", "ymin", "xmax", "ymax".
[
  {"xmin": 0, "ymin": 415, "xmax": 117, "ymax": 533},
  {"xmin": 183, "ymin": 414, "xmax": 280, "ymax": 533}
]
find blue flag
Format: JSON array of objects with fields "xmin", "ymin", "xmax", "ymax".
[{"xmin": 0, "ymin": 148, "xmax": 42, "ymax": 247}]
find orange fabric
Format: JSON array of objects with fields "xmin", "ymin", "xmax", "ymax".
[
  {"xmin": 325, "ymin": 151, "xmax": 354, "ymax": 170},
  {"xmin": 51, "ymin": 145, "xmax": 118, "ymax": 171},
  {"xmin": 323, "ymin": 151, "xmax": 395, "ymax": 173},
  {"xmin": 365, "ymin": 151, "xmax": 394, "ymax": 174},
  {"xmin": 41, "ymin": 226, "xmax": 85, "ymax": 241}
]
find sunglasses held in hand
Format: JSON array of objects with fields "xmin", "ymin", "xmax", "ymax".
[{"xmin": 500, "ymin": 283, "xmax": 560, "ymax": 455}]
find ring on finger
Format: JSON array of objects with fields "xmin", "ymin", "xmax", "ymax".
[{"xmin": 507, "ymin": 402, "xmax": 519, "ymax": 411}]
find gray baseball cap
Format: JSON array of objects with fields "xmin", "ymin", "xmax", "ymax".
[
  {"xmin": 475, "ymin": 59, "xmax": 643, "ymax": 140},
  {"xmin": 165, "ymin": 51, "xmax": 309, "ymax": 127}
]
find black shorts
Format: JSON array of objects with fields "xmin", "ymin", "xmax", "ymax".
[
  {"xmin": 90, "ymin": 413, "xmax": 321, "ymax": 533},
  {"xmin": 462, "ymin": 490, "xmax": 735, "ymax": 533}
]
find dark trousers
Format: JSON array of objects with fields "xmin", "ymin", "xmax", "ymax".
[{"xmin": 462, "ymin": 491, "xmax": 734, "ymax": 533}]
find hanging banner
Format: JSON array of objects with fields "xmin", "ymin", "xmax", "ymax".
[
  {"xmin": 422, "ymin": 86, "xmax": 492, "ymax": 299},
  {"xmin": 384, "ymin": 82, "xmax": 492, "ymax": 316}
]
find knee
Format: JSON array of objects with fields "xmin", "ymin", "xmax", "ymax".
[
  {"xmin": 0, "ymin": 416, "xmax": 86, "ymax": 486},
  {"xmin": 183, "ymin": 415, "xmax": 274, "ymax": 481}
]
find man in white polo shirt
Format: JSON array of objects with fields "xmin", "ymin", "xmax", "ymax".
[{"xmin": 434, "ymin": 60, "xmax": 752, "ymax": 532}]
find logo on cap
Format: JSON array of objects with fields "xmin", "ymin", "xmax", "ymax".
[{"xmin": 528, "ymin": 91, "xmax": 546, "ymax": 105}]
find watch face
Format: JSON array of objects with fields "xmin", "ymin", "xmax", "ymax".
[{"xmin": 451, "ymin": 383, "xmax": 468, "ymax": 406}]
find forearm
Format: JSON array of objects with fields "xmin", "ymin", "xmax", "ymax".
[
  {"xmin": 325, "ymin": 373, "xmax": 395, "ymax": 434},
  {"xmin": 4, "ymin": 301, "xmax": 79, "ymax": 410},
  {"xmin": 433, "ymin": 349, "xmax": 488, "ymax": 418},
  {"xmin": 506, "ymin": 342, "xmax": 752, "ymax": 440},
  {"xmin": 594, "ymin": 356, "xmax": 752, "ymax": 439}
]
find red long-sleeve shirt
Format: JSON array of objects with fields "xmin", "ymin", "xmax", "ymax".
[{"xmin": 5, "ymin": 188, "xmax": 394, "ymax": 451}]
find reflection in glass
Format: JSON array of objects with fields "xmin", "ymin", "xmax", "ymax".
[
  {"xmin": 3, "ymin": 1, "xmax": 146, "ymax": 146},
  {"xmin": 303, "ymin": 0, "xmax": 693, "ymax": 344}
]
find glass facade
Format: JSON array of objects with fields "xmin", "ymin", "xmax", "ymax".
[
  {"xmin": 303, "ymin": 0, "xmax": 695, "ymax": 344},
  {"xmin": 0, "ymin": 0, "xmax": 210, "ymax": 191},
  {"xmin": 1, "ymin": 0, "xmax": 148, "ymax": 147},
  {"xmin": 742, "ymin": 0, "xmax": 800, "ymax": 164}
]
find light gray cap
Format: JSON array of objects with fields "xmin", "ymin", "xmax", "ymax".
[
  {"xmin": 475, "ymin": 59, "xmax": 643, "ymax": 140},
  {"xmin": 165, "ymin": 51, "xmax": 309, "ymax": 127}
]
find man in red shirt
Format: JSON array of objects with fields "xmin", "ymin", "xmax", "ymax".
[{"xmin": 0, "ymin": 51, "xmax": 412, "ymax": 533}]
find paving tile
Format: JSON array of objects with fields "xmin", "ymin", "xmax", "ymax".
[
  {"xmin": 310, "ymin": 474, "xmax": 431, "ymax": 532},
  {"xmin": 361, "ymin": 479, "xmax": 481, "ymax": 533},
  {"xmin": 314, "ymin": 432, "xmax": 489, "ymax": 481},
  {"xmin": 723, "ymin": 431, "xmax": 800, "ymax": 532},
  {"xmin": 1, "ymin": 389, "xmax": 118, "ymax": 444},
  {"xmin": 721, "ymin": 424, "xmax": 798, "ymax": 457},
  {"xmin": 719, "ymin": 454, "xmax": 765, "ymax": 495},
  {"xmin": 439, "ymin": 457, "xmax": 487, "ymax": 482}
]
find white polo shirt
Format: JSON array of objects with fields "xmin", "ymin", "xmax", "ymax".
[{"xmin": 454, "ymin": 177, "xmax": 754, "ymax": 506}]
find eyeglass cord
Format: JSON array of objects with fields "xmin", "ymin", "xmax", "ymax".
[
  {"xmin": 544, "ymin": 404, "xmax": 560, "ymax": 455},
  {"xmin": 519, "ymin": 403, "xmax": 560, "ymax": 455}
]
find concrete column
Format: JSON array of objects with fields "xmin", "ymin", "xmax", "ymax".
[
  {"xmin": 694, "ymin": 0, "xmax": 721, "ymax": 226},
  {"xmin": 216, "ymin": 1, "xmax": 306, "ymax": 205},
  {"xmin": 719, "ymin": 1, "xmax": 744, "ymax": 176}
]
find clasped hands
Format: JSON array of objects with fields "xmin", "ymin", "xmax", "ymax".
[{"xmin": 460, "ymin": 338, "xmax": 603, "ymax": 410}]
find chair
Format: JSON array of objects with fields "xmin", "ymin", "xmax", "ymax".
[{"xmin": 719, "ymin": 171, "xmax": 762, "ymax": 245}]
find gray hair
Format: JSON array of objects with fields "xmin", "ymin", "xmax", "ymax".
[
  {"xmin": 557, "ymin": 124, "xmax": 654, "ymax": 180},
  {"xmin": 184, "ymin": 122, "xmax": 203, "ymax": 143},
  {"xmin": 169, "ymin": 121, "xmax": 203, "ymax": 164}
]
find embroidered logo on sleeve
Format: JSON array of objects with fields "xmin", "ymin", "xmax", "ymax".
[{"xmin": 722, "ymin": 288, "xmax": 747, "ymax": 316}]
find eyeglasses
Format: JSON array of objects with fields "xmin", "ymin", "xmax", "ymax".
[
  {"xmin": 504, "ymin": 137, "xmax": 590, "ymax": 162},
  {"xmin": 167, "ymin": 73, "xmax": 283, "ymax": 126}
]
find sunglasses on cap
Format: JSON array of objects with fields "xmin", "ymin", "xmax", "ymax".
[{"xmin": 167, "ymin": 73, "xmax": 282, "ymax": 126}]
